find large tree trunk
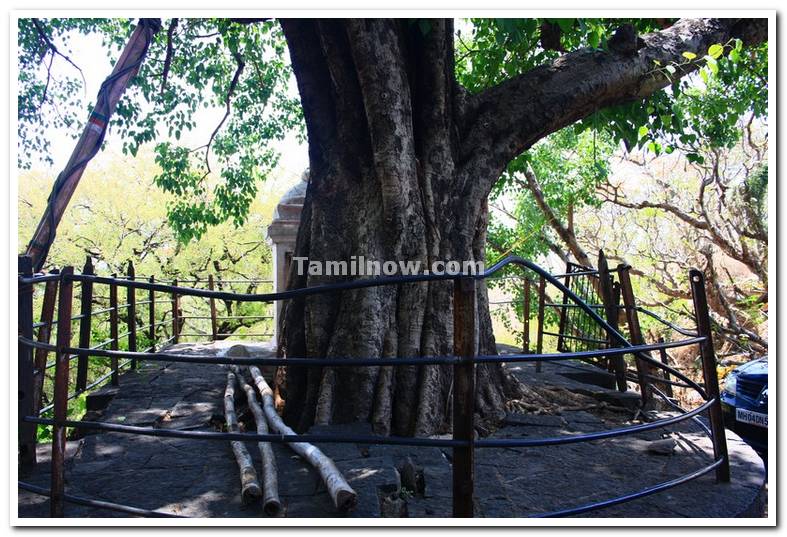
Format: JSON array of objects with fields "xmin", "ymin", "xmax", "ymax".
[
  {"xmin": 277, "ymin": 19, "xmax": 518, "ymax": 437},
  {"xmin": 275, "ymin": 17, "xmax": 767, "ymax": 437}
]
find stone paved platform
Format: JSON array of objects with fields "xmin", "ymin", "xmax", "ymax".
[{"xmin": 18, "ymin": 342, "xmax": 766, "ymax": 519}]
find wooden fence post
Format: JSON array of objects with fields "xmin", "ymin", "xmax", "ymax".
[
  {"xmin": 172, "ymin": 278, "xmax": 180, "ymax": 344},
  {"xmin": 127, "ymin": 261, "xmax": 137, "ymax": 368},
  {"xmin": 75, "ymin": 257, "xmax": 94, "ymax": 393},
  {"xmin": 613, "ymin": 281, "xmax": 622, "ymax": 332},
  {"xmin": 535, "ymin": 275, "xmax": 546, "ymax": 373},
  {"xmin": 556, "ymin": 262, "xmax": 571, "ymax": 352},
  {"xmin": 51, "ymin": 266, "xmax": 74, "ymax": 517},
  {"xmin": 613, "ymin": 281, "xmax": 623, "ymax": 373},
  {"xmin": 597, "ymin": 251, "xmax": 627, "ymax": 392},
  {"xmin": 657, "ymin": 337, "xmax": 674, "ymax": 398},
  {"xmin": 522, "ymin": 278, "xmax": 531, "ymax": 354},
  {"xmin": 33, "ymin": 269, "xmax": 59, "ymax": 416},
  {"xmin": 18, "ymin": 255, "xmax": 37, "ymax": 472},
  {"xmin": 689, "ymin": 269, "xmax": 730, "ymax": 483},
  {"xmin": 109, "ymin": 274, "xmax": 119, "ymax": 386},
  {"xmin": 149, "ymin": 276, "xmax": 156, "ymax": 352},
  {"xmin": 208, "ymin": 275, "xmax": 218, "ymax": 341},
  {"xmin": 617, "ymin": 264, "xmax": 656, "ymax": 408},
  {"xmin": 452, "ymin": 277, "xmax": 476, "ymax": 518}
]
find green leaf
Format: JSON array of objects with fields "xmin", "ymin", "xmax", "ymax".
[
  {"xmin": 705, "ymin": 56, "xmax": 719, "ymax": 75},
  {"xmin": 555, "ymin": 19, "xmax": 574, "ymax": 33},
  {"xmin": 708, "ymin": 43, "xmax": 724, "ymax": 59},
  {"xmin": 682, "ymin": 51, "xmax": 697, "ymax": 60}
]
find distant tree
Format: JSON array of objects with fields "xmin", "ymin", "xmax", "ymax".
[
  {"xmin": 593, "ymin": 125, "xmax": 768, "ymax": 356},
  {"xmin": 18, "ymin": 149, "xmax": 285, "ymax": 338}
]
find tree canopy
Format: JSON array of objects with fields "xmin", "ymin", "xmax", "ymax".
[{"xmin": 18, "ymin": 17, "xmax": 767, "ymax": 243}]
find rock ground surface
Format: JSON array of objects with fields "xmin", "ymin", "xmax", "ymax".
[{"xmin": 18, "ymin": 341, "xmax": 765, "ymax": 519}]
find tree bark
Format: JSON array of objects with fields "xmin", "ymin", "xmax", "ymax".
[
  {"xmin": 276, "ymin": 18, "xmax": 768, "ymax": 437},
  {"xmin": 277, "ymin": 19, "xmax": 518, "ymax": 437}
]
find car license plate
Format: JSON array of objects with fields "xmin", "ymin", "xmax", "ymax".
[{"xmin": 736, "ymin": 408, "xmax": 768, "ymax": 428}]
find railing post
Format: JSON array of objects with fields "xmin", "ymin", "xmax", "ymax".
[
  {"xmin": 51, "ymin": 266, "xmax": 74, "ymax": 517},
  {"xmin": 33, "ymin": 269, "xmax": 59, "ymax": 416},
  {"xmin": 149, "ymin": 276, "xmax": 156, "ymax": 352},
  {"xmin": 75, "ymin": 256, "xmax": 94, "ymax": 393},
  {"xmin": 657, "ymin": 337, "xmax": 674, "ymax": 399},
  {"xmin": 597, "ymin": 251, "xmax": 627, "ymax": 392},
  {"xmin": 689, "ymin": 269, "xmax": 730, "ymax": 483},
  {"xmin": 208, "ymin": 275, "xmax": 218, "ymax": 341},
  {"xmin": 556, "ymin": 262, "xmax": 571, "ymax": 352},
  {"xmin": 126, "ymin": 261, "xmax": 137, "ymax": 368},
  {"xmin": 109, "ymin": 274, "xmax": 119, "ymax": 386},
  {"xmin": 535, "ymin": 275, "xmax": 546, "ymax": 373},
  {"xmin": 617, "ymin": 264, "xmax": 657, "ymax": 408},
  {"xmin": 172, "ymin": 278, "xmax": 180, "ymax": 344},
  {"xmin": 522, "ymin": 278, "xmax": 531, "ymax": 354},
  {"xmin": 18, "ymin": 255, "xmax": 37, "ymax": 472},
  {"xmin": 452, "ymin": 276, "xmax": 476, "ymax": 518}
]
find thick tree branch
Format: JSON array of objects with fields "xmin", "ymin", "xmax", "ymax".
[
  {"xmin": 160, "ymin": 18, "xmax": 179, "ymax": 95},
  {"xmin": 518, "ymin": 167, "xmax": 593, "ymax": 268},
  {"xmin": 463, "ymin": 18, "xmax": 768, "ymax": 187},
  {"xmin": 600, "ymin": 184, "xmax": 711, "ymax": 230}
]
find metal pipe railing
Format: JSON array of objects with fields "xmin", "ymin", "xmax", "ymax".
[{"xmin": 17, "ymin": 255, "xmax": 730, "ymax": 519}]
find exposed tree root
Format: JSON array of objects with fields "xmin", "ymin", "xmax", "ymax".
[{"xmin": 504, "ymin": 383, "xmax": 630, "ymax": 416}]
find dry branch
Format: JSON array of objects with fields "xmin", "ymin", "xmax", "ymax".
[
  {"xmin": 231, "ymin": 365, "xmax": 282, "ymax": 516},
  {"xmin": 247, "ymin": 364, "xmax": 357, "ymax": 511},
  {"xmin": 224, "ymin": 370, "xmax": 262, "ymax": 504}
]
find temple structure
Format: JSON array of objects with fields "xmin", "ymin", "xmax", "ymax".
[{"xmin": 266, "ymin": 171, "xmax": 308, "ymax": 346}]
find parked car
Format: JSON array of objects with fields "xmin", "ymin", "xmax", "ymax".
[{"xmin": 720, "ymin": 356, "xmax": 768, "ymax": 452}]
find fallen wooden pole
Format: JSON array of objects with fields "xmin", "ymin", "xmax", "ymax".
[
  {"xmin": 224, "ymin": 370, "xmax": 263, "ymax": 504},
  {"xmin": 231, "ymin": 365, "xmax": 282, "ymax": 516},
  {"xmin": 246, "ymin": 362, "xmax": 357, "ymax": 511}
]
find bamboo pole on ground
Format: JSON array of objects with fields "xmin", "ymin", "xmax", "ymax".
[
  {"xmin": 224, "ymin": 370, "xmax": 263, "ymax": 504},
  {"xmin": 230, "ymin": 366, "xmax": 282, "ymax": 516},
  {"xmin": 245, "ymin": 361, "xmax": 357, "ymax": 511}
]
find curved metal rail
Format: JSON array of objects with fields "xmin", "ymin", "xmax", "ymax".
[
  {"xmin": 17, "ymin": 256, "xmax": 730, "ymax": 518},
  {"xmin": 18, "ymin": 481, "xmax": 183, "ymax": 518}
]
